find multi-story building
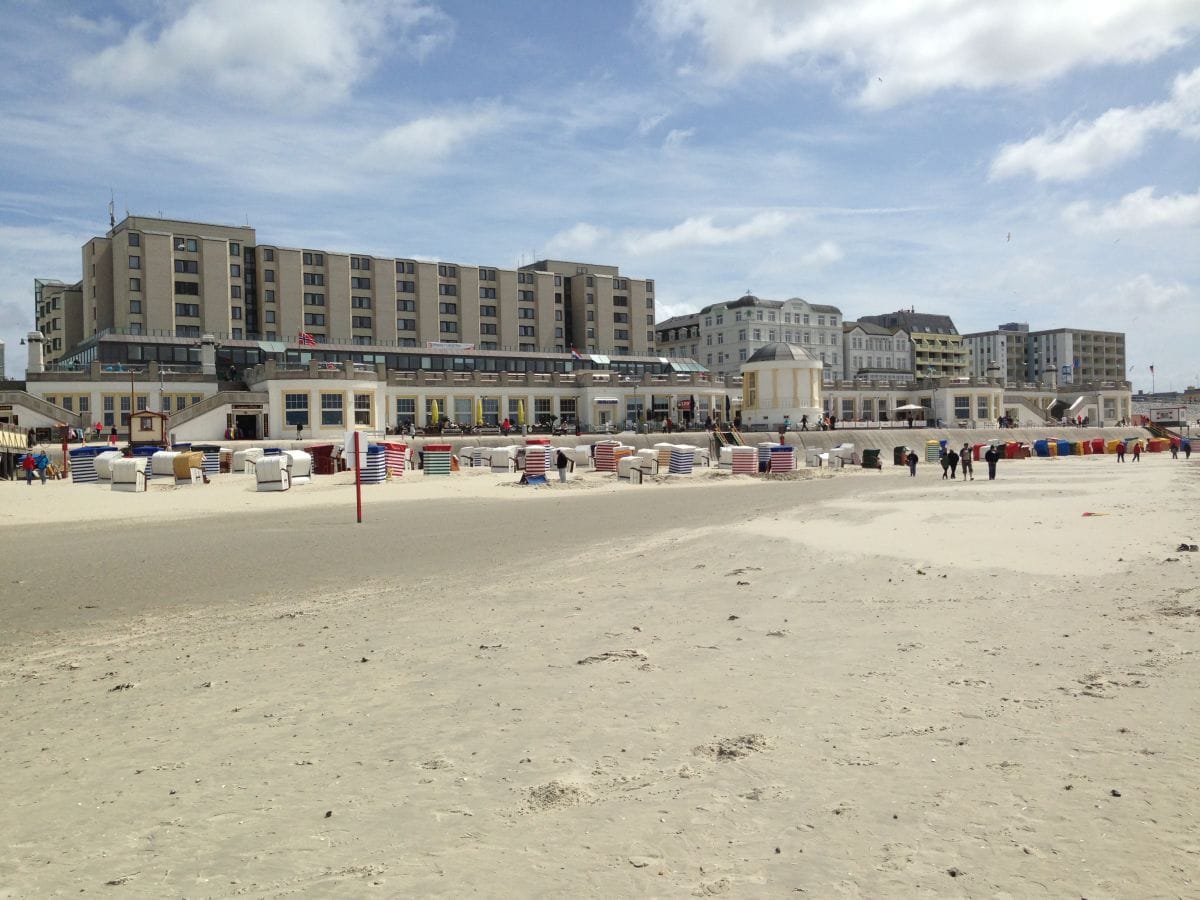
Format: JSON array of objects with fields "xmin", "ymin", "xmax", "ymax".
[
  {"xmin": 841, "ymin": 321, "xmax": 912, "ymax": 384},
  {"xmin": 656, "ymin": 294, "xmax": 843, "ymax": 380},
  {"xmin": 963, "ymin": 323, "xmax": 1126, "ymax": 386},
  {"xmin": 857, "ymin": 310, "xmax": 968, "ymax": 378},
  {"xmin": 65, "ymin": 217, "xmax": 655, "ymax": 360},
  {"xmin": 34, "ymin": 278, "xmax": 84, "ymax": 365}
]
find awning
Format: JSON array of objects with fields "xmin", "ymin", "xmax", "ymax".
[
  {"xmin": 594, "ymin": 398, "xmax": 620, "ymax": 404},
  {"xmin": 257, "ymin": 340, "xmax": 287, "ymax": 354},
  {"xmin": 669, "ymin": 360, "xmax": 707, "ymax": 372},
  {"xmin": 590, "ymin": 354, "xmax": 611, "ymax": 365}
]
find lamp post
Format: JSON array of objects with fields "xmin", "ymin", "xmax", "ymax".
[
  {"xmin": 927, "ymin": 366, "xmax": 936, "ymax": 427},
  {"xmin": 129, "ymin": 370, "xmax": 135, "ymax": 447}
]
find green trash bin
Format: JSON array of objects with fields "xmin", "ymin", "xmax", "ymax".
[{"xmin": 862, "ymin": 448, "xmax": 881, "ymax": 469}]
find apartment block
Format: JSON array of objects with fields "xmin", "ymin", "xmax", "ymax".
[
  {"xmin": 857, "ymin": 310, "xmax": 968, "ymax": 378},
  {"xmin": 34, "ymin": 278, "xmax": 84, "ymax": 364},
  {"xmin": 841, "ymin": 321, "xmax": 913, "ymax": 383},
  {"xmin": 63, "ymin": 216, "xmax": 654, "ymax": 360},
  {"xmin": 656, "ymin": 294, "xmax": 843, "ymax": 380},
  {"xmin": 963, "ymin": 323, "xmax": 1126, "ymax": 386}
]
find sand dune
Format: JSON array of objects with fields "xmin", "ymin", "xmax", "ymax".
[{"xmin": 1, "ymin": 454, "xmax": 1197, "ymax": 896}]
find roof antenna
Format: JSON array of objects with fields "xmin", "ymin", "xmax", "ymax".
[{"xmin": 108, "ymin": 192, "xmax": 115, "ymax": 228}]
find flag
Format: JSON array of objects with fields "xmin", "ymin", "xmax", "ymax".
[
  {"xmin": 1149, "ymin": 364, "xmax": 1155, "ymax": 375},
  {"xmin": 298, "ymin": 331, "xmax": 316, "ymax": 346},
  {"xmin": 570, "ymin": 346, "xmax": 583, "ymax": 360}
]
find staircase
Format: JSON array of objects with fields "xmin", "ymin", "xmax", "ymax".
[
  {"xmin": 169, "ymin": 391, "xmax": 268, "ymax": 428},
  {"xmin": 0, "ymin": 390, "xmax": 84, "ymax": 427}
]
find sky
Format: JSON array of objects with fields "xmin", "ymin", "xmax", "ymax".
[{"xmin": 0, "ymin": 0, "xmax": 1197, "ymax": 392}]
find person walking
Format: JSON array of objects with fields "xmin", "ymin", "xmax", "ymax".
[
  {"xmin": 1116, "ymin": 440, "xmax": 1126, "ymax": 462},
  {"xmin": 829, "ymin": 413, "xmax": 837, "ymax": 430},
  {"xmin": 984, "ymin": 445, "xmax": 1000, "ymax": 480},
  {"xmin": 906, "ymin": 450, "xmax": 919, "ymax": 476},
  {"xmin": 947, "ymin": 448, "xmax": 959, "ymax": 479},
  {"xmin": 1132, "ymin": 440, "xmax": 1141, "ymax": 462},
  {"xmin": 22, "ymin": 451, "xmax": 36, "ymax": 485},
  {"xmin": 1183, "ymin": 437, "xmax": 1192, "ymax": 459},
  {"xmin": 109, "ymin": 425, "xmax": 117, "ymax": 445},
  {"xmin": 800, "ymin": 414, "xmax": 808, "ymax": 432},
  {"xmin": 1170, "ymin": 439, "xmax": 1179, "ymax": 460},
  {"xmin": 555, "ymin": 447, "xmax": 570, "ymax": 484},
  {"xmin": 940, "ymin": 450, "xmax": 951, "ymax": 479},
  {"xmin": 35, "ymin": 450, "xmax": 50, "ymax": 484},
  {"xmin": 960, "ymin": 443, "xmax": 974, "ymax": 480}
]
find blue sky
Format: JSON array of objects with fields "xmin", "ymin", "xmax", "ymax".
[{"xmin": 1, "ymin": 0, "xmax": 1197, "ymax": 391}]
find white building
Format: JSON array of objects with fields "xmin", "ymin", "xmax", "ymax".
[{"xmin": 842, "ymin": 321, "xmax": 913, "ymax": 384}]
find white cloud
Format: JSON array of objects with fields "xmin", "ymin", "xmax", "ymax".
[
  {"xmin": 624, "ymin": 211, "xmax": 801, "ymax": 255},
  {"xmin": 1063, "ymin": 186, "xmax": 1200, "ymax": 232},
  {"xmin": 544, "ymin": 223, "xmax": 610, "ymax": 256},
  {"xmin": 72, "ymin": 0, "xmax": 454, "ymax": 106},
  {"xmin": 662, "ymin": 128, "xmax": 694, "ymax": 150},
  {"xmin": 1096, "ymin": 273, "xmax": 1191, "ymax": 312},
  {"xmin": 991, "ymin": 65, "xmax": 1200, "ymax": 181},
  {"xmin": 800, "ymin": 240, "xmax": 843, "ymax": 267},
  {"xmin": 637, "ymin": 112, "xmax": 669, "ymax": 135},
  {"xmin": 642, "ymin": 0, "xmax": 1200, "ymax": 107},
  {"xmin": 358, "ymin": 107, "xmax": 511, "ymax": 171}
]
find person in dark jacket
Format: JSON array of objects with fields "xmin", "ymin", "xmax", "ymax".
[
  {"xmin": 947, "ymin": 448, "xmax": 959, "ymax": 479},
  {"xmin": 906, "ymin": 451, "xmax": 919, "ymax": 476},
  {"xmin": 555, "ymin": 448, "xmax": 570, "ymax": 483},
  {"xmin": 984, "ymin": 445, "xmax": 1000, "ymax": 480}
]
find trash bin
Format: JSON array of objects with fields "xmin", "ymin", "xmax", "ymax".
[{"xmin": 862, "ymin": 448, "xmax": 881, "ymax": 469}]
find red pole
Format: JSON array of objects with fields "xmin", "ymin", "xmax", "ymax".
[
  {"xmin": 354, "ymin": 430, "xmax": 363, "ymax": 523},
  {"xmin": 61, "ymin": 425, "xmax": 69, "ymax": 477}
]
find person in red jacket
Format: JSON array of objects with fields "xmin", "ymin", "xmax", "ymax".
[{"xmin": 22, "ymin": 452, "xmax": 36, "ymax": 485}]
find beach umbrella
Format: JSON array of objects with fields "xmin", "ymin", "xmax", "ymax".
[
  {"xmin": 894, "ymin": 403, "xmax": 924, "ymax": 412},
  {"xmin": 475, "ymin": 398, "xmax": 483, "ymax": 426},
  {"xmin": 517, "ymin": 400, "xmax": 525, "ymax": 426},
  {"xmin": 430, "ymin": 399, "xmax": 439, "ymax": 427}
]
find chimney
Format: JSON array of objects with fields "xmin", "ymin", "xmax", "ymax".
[{"xmin": 26, "ymin": 331, "xmax": 45, "ymax": 374}]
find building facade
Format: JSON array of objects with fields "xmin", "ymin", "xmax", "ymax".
[
  {"xmin": 63, "ymin": 216, "xmax": 655, "ymax": 360},
  {"xmin": 34, "ymin": 278, "xmax": 84, "ymax": 365},
  {"xmin": 656, "ymin": 294, "xmax": 843, "ymax": 380},
  {"xmin": 963, "ymin": 323, "xmax": 1126, "ymax": 387},
  {"xmin": 841, "ymin": 321, "xmax": 913, "ymax": 384},
  {"xmin": 856, "ymin": 310, "xmax": 968, "ymax": 378}
]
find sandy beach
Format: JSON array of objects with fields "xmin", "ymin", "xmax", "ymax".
[{"xmin": 1, "ymin": 451, "xmax": 1197, "ymax": 897}]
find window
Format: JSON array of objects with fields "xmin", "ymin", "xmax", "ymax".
[
  {"xmin": 232, "ymin": 327, "xmax": 243, "ymax": 339},
  {"xmin": 440, "ymin": 320, "xmax": 458, "ymax": 333},
  {"xmin": 438, "ymin": 302, "xmax": 457, "ymax": 314},
  {"xmin": 281, "ymin": 393, "xmax": 309, "ymax": 426},
  {"xmin": 479, "ymin": 287, "xmax": 497, "ymax": 299},
  {"xmin": 517, "ymin": 272, "xmax": 535, "ymax": 284},
  {"xmin": 178, "ymin": 325, "xmax": 201, "ymax": 337},
  {"xmin": 437, "ymin": 264, "xmax": 457, "ymax": 277},
  {"xmin": 478, "ymin": 268, "xmax": 496, "ymax": 280},
  {"xmin": 265, "ymin": 310, "xmax": 276, "ymax": 323},
  {"xmin": 519, "ymin": 343, "xmax": 535, "ymax": 351},
  {"xmin": 302, "ymin": 252, "xmax": 325, "ymax": 266},
  {"xmin": 126, "ymin": 297, "xmax": 144, "ymax": 315},
  {"xmin": 352, "ymin": 316, "xmax": 372, "ymax": 328},
  {"xmin": 753, "ymin": 329, "xmax": 761, "ymax": 341},
  {"xmin": 129, "ymin": 277, "xmax": 141, "ymax": 291},
  {"xmin": 350, "ymin": 276, "xmax": 371, "ymax": 289},
  {"xmin": 303, "ymin": 272, "xmax": 325, "ymax": 286},
  {"xmin": 230, "ymin": 263, "xmax": 241, "ymax": 277},
  {"xmin": 439, "ymin": 284, "xmax": 457, "ymax": 296},
  {"xmin": 304, "ymin": 313, "xmax": 326, "ymax": 326},
  {"xmin": 175, "ymin": 303, "xmax": 200, "ymax": 317},
  {"xmin": 174, "ymin": 259, "xmax": 199, "ymax": 274},
  {"xmin": 480, "ymin": 323, "xmax": 497, "ymax": 334},
  {"xmin": 396, "ymin": 397, "xmax": 416, "ymax": 419},
  {"xmin": 350, "ymin": 256, "xmax": 371, "ymax": 270},
  {"xmin": 977, "ymin": 397, "xmax": 989, "ymax": 419},
  {"xmin": 231, "ymin": 285, "xmax": 242, "ymax": 299},
  {"xmin": 351, "ymin": 296, "xmax": 372, "ymax": 309},
  {"xmin": 737, "ymin": 329, "xmax": 746, "ymax": 341},
  {"xmin": 265, "ymin": 290, "xmax": 276, "ymax": 302},
  {"xmin": 266, "ymin": 331, "xmax": 277, "ymax": 340},
  {"xmin": 954, "ymin": 395, "xmax": 970, "ymax": 420},
  {"xmin": 354, "ymin": 393, "xmax": 372, "ymax": 425},
  {"xmin": 264, "ymin": 269, "xmax": 275, "ymax": 282},
  {"xmin": 352, "ymin": 335, "xmax": 371, "ymax": 345},
  {"xmin": 479, "ymin": 305, "xmax": 497, "ymax": 317},
  {"xmin": 518, "ymin": 290, "xmax": 534, "ymax": 301},
  {"xmin": 614, "ymin": 329, "xmax": 629, "ymax": 340},
  {"xmin": 613, "ymin": 312, "xmax": 628, "ymax": 323},
  {"xmin": 396, "ymin": 280, "xmax": 415, "ymax": 292},
  {"xmin": 586, "ymin": 293, "xmax": 594, "ymax": 304},
  {"xmin": 613, "ymin": 296, "xmax": 628, "ymax": 307},
  {"xmin": 397, "ymin": 298, "xmax": 415, "ymax": 311},
  {"xmin": 304, "ymin": 293, "xmax": 325, "ymax": 306},
  {"xmin": 397, "ymin": 318, "xmax": 416, "ymax": 330},
  {"xmin": 518, "ymin": 308, "xmax": 535, "ymax": 319},
  {"xmin": 518, "ymin": 325, "xmax": 535, "ymax": 336},
  {"xmin": 318, "ymin": 393, "xmax": 343, "ymax": 426},
  {"xmin": 231, "ymin": 307, "xmax": 242, "ymax": 320},
  {"xmin": 128, "ymin": 255, "xmax": 141, "ymax": 269},
  {"xmin": 128, "ymin": 232, "xmax": 140, "ymax": 247},
  {"xmin": 264, "ymin": 248, "xmax": 275, "ymax": 261},
  {"xmin": 395, "ymin": 260, "xmax": 415, "ymax": 274},
  {"xmin": 128, "ymin": 323, "xmax": 143, "ymax": 335}
]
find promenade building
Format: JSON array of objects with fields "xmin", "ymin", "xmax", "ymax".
[
  {"xmin": 841, "ymin": 321, "xmax": 913, "ymax": 384},
  {"xmin": 655, "ymin": 294, "xmax": 844, "ymax": 381}
]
